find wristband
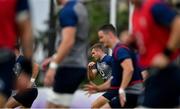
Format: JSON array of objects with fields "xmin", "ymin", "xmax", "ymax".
[
  {"xmin": 52, "ymin": 54, "xmax": 57, "ymax": 59},
  {"xmin": 163, "ymin": 48, "xmax": 173, "ymax": 57},
  {"xmin": 30, "ymin": 78, "xmax": 35, "ymax": 83},
  {"xmin": 49, "ymin": 62, "xmax": 58, "ymax": 69},
  {"xmin": 119, "ymin": 88, "xmax": 125, "ymax": 94}
]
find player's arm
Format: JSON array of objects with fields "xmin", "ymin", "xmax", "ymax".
[
  {"xmin": 30, "ymin": 63, "xmax": 39, "ymax": 83},
  {"xmin": 87, "ymin": 68, "xmax": 96, "ymax": 80},
  {"xmin": 51, "ymin": 27, "xmax": 76, "ymax": 64},
  {"xmin": 120, "ymin": 58, "xmax": 134, "ymax": 90},
  {"xmin": 83, "ymin": 77, "xmax": 112, "ymax": 94},
  {"xmin": 16, "ymin": 0, "xmax": 33, "ymax": 76},
  {"xmin": 44, "ymin": 8, "xmax": 77, "ymax": 86},
  {"xmin": 50, "ymin": 8, "xmax": 77, "ymax": 66},
  {"xmin": 16, "ymin": 0, "xmax": 33, "ymax": 59},
  {"xmin": 152, "ymin": 3, "xmax": 180, "ymax": 55},
  {"xmin": 118, "ymin": 58, "xmax": 134, "ymax": 107},
  {"xmin": 150, "ymin": 3, "xmax": 180, "ymax": 68},
  {"xmin": 167, "ymin": 15, "xmax": 180, "ymax": 51},
  {"xmin": 87, "ymin": 62, "xmax": 98, "ymax": 80},
  {"xmin": 96, "ymin": 76, "xmax": 112, "ymax": 91},
  {"xmin": 115, "ymin": 48, "xmax": 133, "ymax": 107},
  {"xmin": 115, "ymin": 48, "xmax": 133, "ymax": 90}
]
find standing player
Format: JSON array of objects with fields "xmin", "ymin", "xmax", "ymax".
[
  {"xmin": 5, "ymin": 44, "xmax": 38, "ymax": 108},
  {"xmin": 94, "ymin": 24, "xmax": 143, "ymax": 108},
  {"xmin": 44, "ymin": 0, "xmax": 89, "ymax": 108},
  {"xmin": 0, "ymin": 0, "xmax": 33, "ymax": 107},
  {"xmin": 130, "ymin": 0, "xmax": 180, "ymax": 107}
]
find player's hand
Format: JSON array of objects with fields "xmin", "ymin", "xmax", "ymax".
[
  {"xmin": 151, "ymin": 53, "xmax": 169, "ymax": 69},
  {"xmin": 42, "ymin": 57, "xmax": 52, "ymax": 72},
  {"xmin": 83, "ymin": 81, "xmax": 99, "ymax": 96},
  {"xmin": 88, "ymin": 62, "xmax": 96, "ymax": 69},
  {"xmin": 44, "ymin": 68, "xmax": 56, "ymax": 86},
  {"xmin": 119, "ymin": 88, "xmax": 126, "ymax": 107}
]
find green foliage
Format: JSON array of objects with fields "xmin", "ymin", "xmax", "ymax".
[
  {"xmin": 117, "ymin": 9, "xmax": 129, "ymax": 35},
  {"xmin": 86, "ymin": 0, "xmax": 109, "ymax": 46},
  {"xmin": 86, "ymin": 0, "xmax": 129, "ymax": 45}
]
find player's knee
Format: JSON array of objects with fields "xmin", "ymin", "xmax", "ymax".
[{"xmin": 91, "ymin": 101, "xmax": 100, "ymax": 109}]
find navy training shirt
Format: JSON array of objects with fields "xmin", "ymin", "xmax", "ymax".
[
  {"xmin": 96, "ymin": 55, "xmax": 112, "ymax": 81},
  {"xmin": 14, "ymin": 55, "xmax": 25, "ymax": 76},
  {"xmin": 151, "ymin": 2, "xmax": 176, "ymax": 27},
  {"xmin": 111, "ymin": 43, "xmax": 142, "ymax": 87},
  {"xmin": 59, "ymin": 1, "xmax": 78, "ymax": 28},
  {"xmin": 16, "ymin": 0, "xmax": 30, "ymax": 14}
]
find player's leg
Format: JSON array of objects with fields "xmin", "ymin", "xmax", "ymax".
[
  {"xmin": 108, "ymin": 93, "xmax": 139, "ymax": 108},
  {"xmin": 46, "ymin": 101, "xmax": 60, "ymax": 108},
  {"xmin": 91, "ymin": 96, "xmax": 109, "ymax": 109},
  {"xmin": 101, "ymin": 103, "xmax": 111, "ymax": 109},
  {"xmin": 0, "ymin": 94, "xmax": 7, "ymax": 108},
  {"xmin": 5, "ymin": 97, "xmax": 21, "ymax": 108},
  {"xmin": 92, "ymin": 89, "xmax": 118, "ymax": 108},
  {"xmin": 171, "ymin": 64, "xmax": 180, "ymax": 107},
  {"xmin": 142, "ymin": 64, "xmax": 180, "ymax": 107},
  {"xmin": 46, "ymin": 67, "xmax": 86, "ymax": 108},
  {"xmin": 0, "ymin": 49, "xmax": 16, "ymax": 107},
  {"xmin": 6, "ymin": 88, "xmax": 38, "ymax": 108}
]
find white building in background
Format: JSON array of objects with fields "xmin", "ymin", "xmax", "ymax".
[
  {"xmin": 29, "ymin": 0, "xmax": 50, "ymax": 64},
  {"xmin": 30, "ymin": 0, "xmax": 50, "ymax": 32}
]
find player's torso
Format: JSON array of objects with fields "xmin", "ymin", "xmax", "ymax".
[
  {"xmin": 111, "ymin": 44, "xmax": 142, "ymax": 86},
  {"xmin": 96, "ymin": 61, "xmax": 112, "ymax": 81},
  {"xmin": 0, "ymin": 0, "xmax": 17, "ymax": 49},
  {"xmin": 58, "ymin": 1, "xmax": 89, "ymax": 68},
  {"xmin": 132, "ymin": 0, "xmax": 170, "ymax": 68}
]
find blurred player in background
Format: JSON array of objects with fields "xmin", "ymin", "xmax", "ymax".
[
  {"xmin": 130, "ymin": 0, "xmax": 180, "ymax": 107},
  {"xmin": 5, "ymin": 44, "xmax": 38, "ymax": 108},
  {"xmin": 44, "ymin": 0, "xmax": 89, "ymax": 108},
  {"xmin": 0, "ymin": 0, "xmax": 33, "ymax": 107}
]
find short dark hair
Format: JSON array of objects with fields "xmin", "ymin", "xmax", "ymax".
[
  {"xmin": 91, "ymin": 43, "xmax": 108, "ymax": 53},
  {"xmin": 98, "ymin": 24, "xmax": 117, "ymax": 35}
]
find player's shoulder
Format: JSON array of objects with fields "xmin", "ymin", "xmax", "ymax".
[{"xmin": 16, "ymin": 55, "xmax": 25, "ymax": 63}]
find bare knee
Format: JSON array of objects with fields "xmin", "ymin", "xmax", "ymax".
[
  {"xmin": 91, "ymin": 101, "xmax": 99, "ymax": 109},
  {"xmin": 91, "ymin": 96, "xmax": 108, "ymax": 109}
]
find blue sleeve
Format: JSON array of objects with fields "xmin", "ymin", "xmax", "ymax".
[
  {"xmin": 59, "ymin": 7, "xmax": 78, "ymax": 28},
  {"xmin": 17, "ymin": 56, "xmax": 25, "ymax": 66},
  {"xmin": 116, "ymin": 48, "xmax": 131, "ymax": 62},
  {"xmin": 105, "ymin": 56, "xmax": 112, "ymax": 65},
  {"xmin": 151, "ymin": 3, "xmax": 176, "ymax": 27},
  {"xmin": 16, "ymin": 0, "xmax": 30, "ymax": 13}
]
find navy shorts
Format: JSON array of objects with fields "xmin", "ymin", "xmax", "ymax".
[
  {"xmin": 103, "ymin": 89, "xmax": 138, "ymax": 108},
  {"xmin": 13, "ymin": 88, "xmax": 38, "ymax": 108},
  {"xmin": 53, "ymin": 67, "xmax": 86, "ymax": 93},
  {"xmin": 142, "ymin": 64, "xmax": 180, "ymax": 107},
  {"xmin": 0, "ymin": 49, "xmax": 16, "ymax": 98}
]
